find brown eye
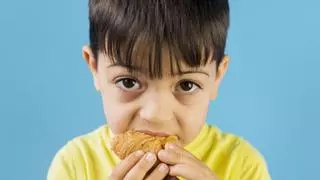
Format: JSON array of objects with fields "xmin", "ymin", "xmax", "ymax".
[
  {"xmin": 176, "ymin": 80, "xmax": 201, "ymax": 93},
  {"xmin": 115, "ymin": 78, "xmax": 141, "ymax": 91},
  {"xmin": 181, "ymin": 81, "xmax": 193, "ymax": 91}
]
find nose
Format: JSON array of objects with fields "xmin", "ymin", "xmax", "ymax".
[{"xmin": 139, "ymin": 91, "xmax": 174, "ymax": 124}]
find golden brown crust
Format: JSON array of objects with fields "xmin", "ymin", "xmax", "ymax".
[{"xmin": 111, "ymin": 130, "xmax": 178, "ymax": 159}]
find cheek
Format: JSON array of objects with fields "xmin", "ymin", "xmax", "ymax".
[
  {"xmin": 184, "ymin": 105, "xmax": 208, "ymax": 128},
  {"xmin": 98, "ymin": 77, "xmax": 141, "ymax": 134},
  {"xmin": 179, "ymin": 99, "xmax": 210, "ymax": 144},
  {"xmin": 181, "ymin": 94, "xmax": 210, "ymax": 123},
  {"xmin": 101, "ymin": 94, "xmax": 138, "ymax": 134}
]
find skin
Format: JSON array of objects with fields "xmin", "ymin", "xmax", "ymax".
[{"xmin": 82, "ymin": 45, "xmax": 229, "ymax": 180}]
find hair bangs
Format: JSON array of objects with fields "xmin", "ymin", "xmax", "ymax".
[{"xmin": 89, "ymin": 0, "xmax": 229, "ymax": 78}]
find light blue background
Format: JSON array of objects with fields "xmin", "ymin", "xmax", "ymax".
[{"xmin": 0, "ymin": 0, "xmax": 319, "ymax": 179}]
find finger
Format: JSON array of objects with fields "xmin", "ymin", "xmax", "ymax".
[
  {"xmin": 169, "ymin": 164, "xmax": 214, "ymax": 180},
  {"xmin": 158, "ymin": 148, "xmax": 194, "ymax": 165},
  {"xmin": 165, "ymin": 143, "xmax": 194, "ymax": 158},
  {"xmin": 145, "ymin": 163, "xmax": 169, "ymax": 180},
  {"xmin": 124, "ymin": 152, "xmax": 157, "ymax": 180},
  {"xmin": 164, "ymin": 176, "xmax": 179, "ymax": 180},
  {"xmin": 109, "ymin": 150, "xmax": 145, "ymax": 180}
]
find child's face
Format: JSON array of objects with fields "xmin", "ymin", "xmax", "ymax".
[{"xmin": 83, "ymin": 46, "xmax": 229, "ymax": 146}]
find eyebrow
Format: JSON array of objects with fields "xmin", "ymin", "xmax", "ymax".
[{"xmin": 106, "ymin": 64, "xmax": 210, "ymax": 77}]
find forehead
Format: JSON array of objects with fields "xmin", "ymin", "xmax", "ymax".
[
  {"xmin": 99, "ymin": 47, "xmax": 216, "ymax": 79},
  {"xmin": 99, "ymin": 46, "xmax": 216, "ymax": 78}
]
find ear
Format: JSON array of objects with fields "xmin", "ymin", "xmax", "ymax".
[
  {"xmin": 82, "ymin": 45, "xmax": 100, "ymax": 91},
  {"xmin": 210, "ymin": 55, "xmax": 229, "ymax": 100}
]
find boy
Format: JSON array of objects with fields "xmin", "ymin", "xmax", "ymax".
[{"xmin": 48, "ymin": 0, "xmax": 271, "ymax": 179}]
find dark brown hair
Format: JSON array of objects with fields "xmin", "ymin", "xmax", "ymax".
[{"xmin": 88, "ymin": 0, "xmax": 229, "ymax": 78}]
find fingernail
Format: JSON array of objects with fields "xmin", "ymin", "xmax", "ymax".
[
  {"xmin": 166, "ymin": 143, "xmax": 176, "ymax": 149},
  {"xmin": 158, "ymin": 150, "xmax": 168, "ymax": 158},
  {"xmin": 146, "ymin": 152, "xmax": 155, "ymax": 161},
  {"xmin": 158, "ymin": 149, "xmax": 165, "ymax": 155},
  {"xmin": 135, "ymin": 150, "xmax": 144, "ymax": 156},
  {"xmin": 159, "ymin": 164, "xmax": 168, "ymax": 172}
]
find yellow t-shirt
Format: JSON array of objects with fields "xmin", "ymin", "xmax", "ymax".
[{"xmin": 47, "ymin": 124, "xmax": 271, "ymax": 180}]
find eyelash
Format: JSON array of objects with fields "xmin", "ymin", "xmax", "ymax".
[
  {"xmin": 114, "ymin": 76, "xmax": 203, "ymax": 93},
  {"xmin": 114, "ymin": 76, "xmax": 142, "ymax": 91},
  {"xmin": 176, "ymin": 80, "xmax": 203, "ymax": 93},
  {"xmin": 181, "ymin": 80, "xmax": 203, "ymax": 89}
]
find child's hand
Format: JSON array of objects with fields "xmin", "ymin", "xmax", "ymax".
[
  {"xmin": 109, "ymin": 151, "xmax": 170, "ymax": 180},
  {"xmin": 158, "ymin": 143, "xmax": 219, "ymax": 180}
]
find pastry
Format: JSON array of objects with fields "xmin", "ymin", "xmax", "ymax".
[{"xmin": 111, "ymin": 130, "xmax": 178, "ymax": 160}]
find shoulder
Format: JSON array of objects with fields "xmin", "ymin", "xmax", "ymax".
[
  {"xmin": 47, "ymin": 124, "xmax": 111, "ymax": 180},
  {"xmin": 207, "ymin": 125, "xmax": 266, "ymax": 158},
  {"xmin": 59, "ymin": 124, "xmax": 110, "ymax": 161},
  {"xmin": 67, "ymin": 124, "xmax": 111, "ymax": 152},
  {"xmin": 207, "ymin": 125, "xmax": 271, "ymax": 179},
  {"xmin": 235, "ymin": 139, "xmax": 271, "ymax": 180}
]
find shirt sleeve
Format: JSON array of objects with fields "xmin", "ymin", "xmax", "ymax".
[
  {"xmin": 47, "ymin": 143, "xmax": 76, "ymax": 180},
  {"xmin": 239, "ymin": 141, "xmax": 272, "ymax": 180}
]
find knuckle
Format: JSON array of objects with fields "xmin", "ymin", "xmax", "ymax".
[
  {"xmin": 123, "ymin": 171, "xmax": 136, "ymax": 180},
  {"xmin": 158, "ymin": 163, "xmax": 169, "ymax": 173},
  {"xmin": 176, "ymin": 152, "xmax": 184, "ymax": 162},
  {"xmin": 124, "ymin": 164, "xmax": 146, "ymax": 180},
  {"xmin": 146, "ymin": 164, "xmax": 168, "ymax": 180},
  {"xmin": 145, "ymin": 173, "xmax": 161, "ymax": 180},
  {"xmin": 137, "ymin": 159, "xmax": 150, "ymax": 169},
  {"xmin": 138, "ymin": 153, "xmax": 156, "ymax": 169}
]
